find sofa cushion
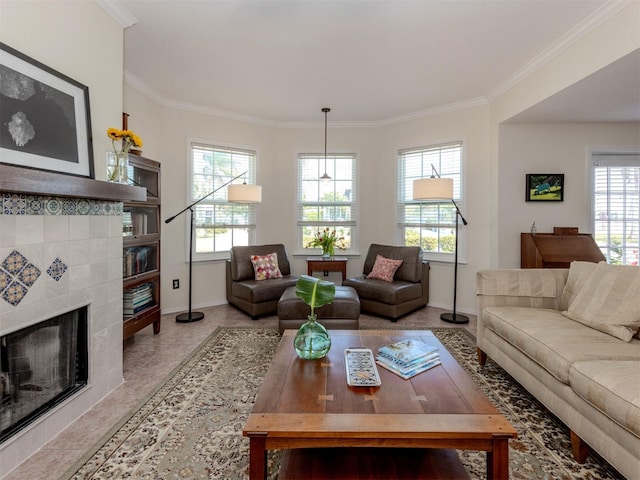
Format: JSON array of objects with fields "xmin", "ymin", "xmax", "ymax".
[
  {"xmin": 363, "ymin": 244, "xmax": 422, "ymax": 283},
  {"xmin": 278, "ymin": 286, "xmax": 360, "ymax": 320},
  {"xmin": 230, "ymin": 244, "xmax": 292, "ymax": 281},
  {"xmin": 231, "ymin": 276, "xmax": 298, "ymax": 303},
  {"xmin": 367, "ymin": 255, "xmax": 403, "ymax": 282},
  {"xmin": 344, "ymin": 276, "xmax": 422, "ymax": 305},
  {"xmin": 250, "ymin": 252, "xmax": 283, "ymax": 281},
  {"xmin": 569, "ymin": 360, "xmax": 640, "ymax": 437},
  {"xmin": 483, "ymin": 306, "xmax": 640, "ymax": 384},
  {"xmin": 560, "ymin": 261, "xmax": 599, "ymax": 311},
  {"xmin": 562, "ymin": 262, "xmax": 640, "ymax": 342}
]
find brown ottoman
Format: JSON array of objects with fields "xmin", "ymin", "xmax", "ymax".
[{"xmin": 277, "ymin": 286, "xmax": 360, "ymax": 334}]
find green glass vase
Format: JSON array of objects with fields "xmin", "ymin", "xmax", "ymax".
[{"xmin": 294, "ymin": 315, "xmax": 331, "ymax": 359}]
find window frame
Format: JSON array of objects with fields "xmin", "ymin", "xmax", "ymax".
[
  {"xmin": 188, "ymin": 138, "xmax": 258, "ymax": 262},
  {"xmin": 397, "ymin": 141, "xmax": 466, "ymax": 263},
  {"xmin": 296, "ymin": 152, "xmax": 358, "ymax": 255},
  {"xmin": 590, "ymin": 147, "xmax": 640, "ymax": 266}
]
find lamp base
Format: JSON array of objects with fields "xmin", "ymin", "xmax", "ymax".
[
  {"xmin": 440, "ymin": 312, "xmax": 469, "ymax": 324},
  {"xmin": 176, "ymin": 311, "xmax": 204, "ymax": 323}
]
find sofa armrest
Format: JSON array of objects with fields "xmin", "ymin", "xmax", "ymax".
[{"xmin": 476, "ymin": 268, "xmax": 568, "ymax": 312}]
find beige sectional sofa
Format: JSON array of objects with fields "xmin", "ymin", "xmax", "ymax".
[{"xmin": 476, "ymin": 264, "xmax": 640, "ymax": 480}]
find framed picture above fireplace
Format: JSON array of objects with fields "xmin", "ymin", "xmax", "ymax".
[{"xmin": 0, "ymin": 42, "xmax": 94, "ymax": 178}]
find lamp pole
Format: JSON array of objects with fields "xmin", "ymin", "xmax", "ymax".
[{"xmin": 165, "ymin": 171, "xmax": 248, "ymax": 323}]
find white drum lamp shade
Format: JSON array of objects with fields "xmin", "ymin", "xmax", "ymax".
[
  {"xmin": 413, "ymin": 177, "xmax": 453, "ymax": 200},
  {"xmin": 227, "ymin": 184, "xmax": 262, "ymax": 203}
]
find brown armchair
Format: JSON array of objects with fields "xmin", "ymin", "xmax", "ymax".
[
  {"xmin": 226, "ymin": 244, "xmax": 298, "ymax": 318},
  {"xmin": 343, "ymin": 244, "xmax": 429, "ymax": 321}
]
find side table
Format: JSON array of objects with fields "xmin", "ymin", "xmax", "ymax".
[{"xmin": 306, "ymin": 256, "xmax": 348, "ymax": 281}]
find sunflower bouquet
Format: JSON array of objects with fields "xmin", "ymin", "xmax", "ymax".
[{"xmin": 106, "ymin": 128, "xmax": 143, "ymax": 155}]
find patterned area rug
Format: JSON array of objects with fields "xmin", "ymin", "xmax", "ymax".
[{"xmin": 61, "ymin": 327, "xmax": 623, "ymax": 480}]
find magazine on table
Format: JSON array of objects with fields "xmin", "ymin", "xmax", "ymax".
[
  {"xmin": 376, "ymin": 356, "xmax": 441, "ymax": 379},
  {"xmin": 377, "ymin": 339, "xmax": 439, "ymax": 367}
]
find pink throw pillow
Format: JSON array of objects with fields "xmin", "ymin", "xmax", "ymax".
[
  {"xmin": 250, "ymin": 252, "xmax": 283, "ymax": 281},
  {"xmin": 367, "ymin": 255, "xmax": 403, "ymax": 282}
]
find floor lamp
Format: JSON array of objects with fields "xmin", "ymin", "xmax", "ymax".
[
  {"xmin": 165, "ymin": 172, "xmax": 262, "ymax": 323},
  {"xmin": 413, "ymin": 165, "xmax": 469, "ymax": 324}
]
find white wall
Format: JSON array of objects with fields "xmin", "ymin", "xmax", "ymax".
[
  {"xmin": 122, "ymin": 0, "xmax": 640, "ymax": 317},
  {"xmin": 498, "ymin": 123, "xmax": 640, "ymax": 268},
  {"xmin": 488, "ymin": 1, "xmax": 640, "ymax": 266},
  {"xmin": 1, "ymin": 0, "xmax": 125, "ymax": 181},
  {"xmin": 125, "ymin": 84, "xmax": 491, "ymax": 316},
  {"xmin": 0, "ymin": 0, "xmax": 126, "ymax": 474}
]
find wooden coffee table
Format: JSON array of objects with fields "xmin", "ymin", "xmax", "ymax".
[{"xmin": 243, "ymin": 330, "xmax": 517, "ymax": 479}]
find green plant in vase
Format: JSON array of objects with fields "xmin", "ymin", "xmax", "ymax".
[{"xmin": 293, "ymin": 275, "xmax": 335, "ymax": 359}]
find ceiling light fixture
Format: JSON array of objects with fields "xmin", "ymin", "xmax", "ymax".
[{"xmin": 320, "ymin": 107, "xmax": 331, "ymax": 182}]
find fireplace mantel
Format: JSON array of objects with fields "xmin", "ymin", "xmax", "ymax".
[{"xmin": 0, "ymin": 164, "xmax": 146, "ymax": 202}]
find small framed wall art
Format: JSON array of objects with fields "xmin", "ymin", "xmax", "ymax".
[
  {"xmin": 0, "ymin": 42, "xmax": 94, "ymax": 178},
  {"xmin": 526, "ymin": 174, "xmax": 564, "ymax": 202}
]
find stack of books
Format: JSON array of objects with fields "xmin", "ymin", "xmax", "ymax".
[
  {"xmin": 376, "ymin": 339, "xmax": 441, "ymax": 379},
  {"xmin": 123, "ymin": 283, "xmax": 154, "ymax": 317}
]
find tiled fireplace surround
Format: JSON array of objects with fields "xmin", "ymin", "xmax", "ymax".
[{"xmin": 0, "ymin": 192, "xmax": 125, "ymax": 477}]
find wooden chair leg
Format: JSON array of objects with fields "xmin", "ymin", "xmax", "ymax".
[
  {"xmin": 570, "ymin": 430, "xmax": 589, "ymax": 463},
  {"xmin": 477, "ymin": 348, "xmax": 487, "ymax": 366}
]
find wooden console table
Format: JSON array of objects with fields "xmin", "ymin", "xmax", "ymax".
[{"xmin": 306, "ymin": 256, "xmax": 348, "ymax": 281}]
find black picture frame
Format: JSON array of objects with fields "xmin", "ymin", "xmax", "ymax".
[
  {"xmin": 526, "ymin": 173, "xmax": 564, "ymax": 202},
  {"xmin": 0, "ymin": 42, "xmax": 94, "ymax": 178}
]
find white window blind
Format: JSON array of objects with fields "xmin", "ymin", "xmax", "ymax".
[
  {"xmin": 397, "ymin": 142, "xmax": 463, "ymax": 257},
  {"xmin": 297, "ymin": 153, "xmax": 357, "ymax": 252},
  {"xmin": 592, "ymin": 152, "xmax": 640, "ymax": 265},
  {"xmin": 190, "ymin": 142, "xmax": 257, "ymax": 260}
]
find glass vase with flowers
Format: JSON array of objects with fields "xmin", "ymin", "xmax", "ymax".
[
  {"xmin": 307, "ymin": 228, "xmax": 346, "ymax": 258},
  {"xmin": 106, "ymin": 128, "xmax": 143, "ymax": 183}
]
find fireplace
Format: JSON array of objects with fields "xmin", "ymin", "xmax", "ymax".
[
  {"xmin": 0, "ymin": 306, "xmax": 88, "ymax": 443},
  {"xmin": 0, "ymin": 166, "xmax": 145, "ymax": 477}
]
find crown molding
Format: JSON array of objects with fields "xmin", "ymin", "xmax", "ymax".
[
  {"xmin": 95, "ymin": 0, "xmax": 138, "ymax": 28},
  {"xmin": 488, "ymin": 0, "xmax": 634, "ymax": 101},
  {"xmin": 126, "ymin": 70, "xmax": 488, "ymax": 128}
]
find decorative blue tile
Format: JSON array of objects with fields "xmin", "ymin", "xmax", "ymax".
[
  {"xmin": 25, "ymin": 195, "xmax": 45, "ymax": 215},
  {"xmin": 45, "ymin": 198, "xmax": 63, "ymax": 215},
  {"xmin": 47, "ymin": 258, "xmax": 68, "ymax": 281},
  {"xmin": 2, "ymin": 250, "xmax": 28, "ymax": 274},
  {"xmin": 76, "ymin": 199, "xmax": 91, "ymax": 215},
  {"xmin": 1, "ymin": 194, "xmax": 121, "ymax": 217},
  {"xmin": 3, "ymin": 194, "xmax": 26, "ymax": 215},
  {"xmin": 2, "ymin": 281, "xmax": 28, "ymax": 306},
  {"xmin": 18, "ymin": 263, "xmax": 40, "ymax": 287},
  {"xmin": 62, "ymin": 199, "xmax": 77, "ymax": 215},
  {"xmin": 0, "ymin": 250, "xmax": 42, "ymax": 306},
  {"xmin": 0, "ymin": 268, "xmax": 10, "ymax": 292}
]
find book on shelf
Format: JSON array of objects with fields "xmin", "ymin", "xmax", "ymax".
[
  {"xmin": 123, "ymin": 283, "xmax": 154, "ymax": 316},
  {"xmin": 123, "ymin": 246, "xmax": 155, "ymax": 277}
]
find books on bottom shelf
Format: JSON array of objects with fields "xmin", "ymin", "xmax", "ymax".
[
  {"xmin": 123, "ymin": 283, "xmax": 154, "ymax": 317},
  {"xmin": 376, "ymin": 338, "xmax": 441, "ymax": 379}
]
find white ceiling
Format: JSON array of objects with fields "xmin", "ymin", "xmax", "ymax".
[{"xmin": 106, "ymin": 0, "xmax": 639, "ymax": 125}]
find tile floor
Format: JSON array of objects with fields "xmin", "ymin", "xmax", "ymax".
[{"xmin": 4, "ymin": 304, "xmax": 476, "ymax": 479}]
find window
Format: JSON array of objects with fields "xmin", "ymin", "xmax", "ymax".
[
  {"xmin": 397, "ymin": 142, "xmax": 464, "ymax": 259},
  {"xmin": 298, "ymin": 153, "xmax": 357, "ymax": 253},
  {"xmin": 591, "ymin": 151, "xmax": 639, "ymax": 265},
  {"xmin": 190, "ymin": 141, "xmax": 257, "ymax": 261}
]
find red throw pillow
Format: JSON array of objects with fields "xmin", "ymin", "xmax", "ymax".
[
  {"xmin": 367, "ymin": 255, "xmax": 403, "ymax": 282},
  {"xmin": 250, "ymin": 252, "xmax": 283, "ymax": 281}
]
